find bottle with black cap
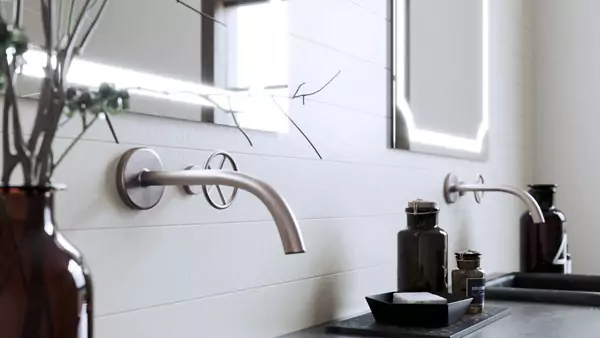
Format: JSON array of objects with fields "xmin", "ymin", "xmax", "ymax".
[
  {"xmin": 398, "ymin": 200, "xmax": 448, "ymax": 294},
  {"xmin": 520, "ymin": 184, "xmax": 568, "ymax": 273}
]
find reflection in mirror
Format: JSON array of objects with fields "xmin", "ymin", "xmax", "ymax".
[
  {"xmin": 391, "ymin": 0, "xmax": 489, "ymax": 160},
  {"xmin": 17, "ymin": 0, "xmax": 291, "ymax": 133}
]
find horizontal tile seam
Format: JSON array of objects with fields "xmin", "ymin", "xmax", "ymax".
[
  {"xmin": 3, "ymin": 124, "xmax": 532, "ymax": 172},
  {"xmin": 94, "ymin": 261, "xmax": 395, "ymax": 319},
  {"xmin": 48, "ymin": 133, "xmax": 534, "ymax": 172},
  {"xmin": 60, "ymin": 212, "xmax": 408, "ymax": 232},
  {"xmin": 50, "ymin": 136, "xmax": 438, "ymax": 171}
]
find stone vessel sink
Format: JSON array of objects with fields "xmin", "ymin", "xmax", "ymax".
[{"xmin": 486, "ymin": 273, "xmax": 600, "ymax": 306}]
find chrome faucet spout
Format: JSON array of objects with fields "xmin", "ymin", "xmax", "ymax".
[
  {"xmin": 443, "ymin": 173, "xmax": 545, "ymax": 224},
  {"xmin": 140, "ymin": 170, "xmax": 306, "ymax": 254},
  {"xmin": 453, "ymin": 184, "xmax": 545, "ymax": 223}
]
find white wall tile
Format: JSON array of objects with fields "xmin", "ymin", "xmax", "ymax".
[
  {"xmin": 64, "ymin": 215, "xmax": 398, "ymax": 316},
  {"xmin": 95, "ymin": 264, "xmax": 395, "ymax": 338}
]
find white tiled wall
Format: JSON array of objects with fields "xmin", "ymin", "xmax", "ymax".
[
  {"xmin": 533, "ymin": 0, "xmax": 600, "ymax": 274},
  {"xmin": 19, "ymin": 0, "xmax": 534, "ymax": 336}
]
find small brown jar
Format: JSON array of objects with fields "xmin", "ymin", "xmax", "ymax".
[{"xmin": 452, "ymin": 250, "xmax": 485, "ymax": 314}]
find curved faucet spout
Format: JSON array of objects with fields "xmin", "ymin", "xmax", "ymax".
[
  {"xmin": 140, "ymin": 170, "xmax": 306, "ymax": 254},
  {"xmin": 453, "ymin": 184, "xmax": 545, "ymax": 224},
  {"xmin": 443, "ymin": 173, "xmax": 545, "ymax": 224}
]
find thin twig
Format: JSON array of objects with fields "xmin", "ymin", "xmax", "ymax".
[
  {"xmin": 40, "ymin": 1, "xmax": 53, "ymax": 52},
  {"xmin": 13, "ymin": 0, "xmax": 22, "ymax": 26},
  {"xmin": 2, "ymin": 79, "xmax": 15, "ymax": 184},
  {"xmin": 292, "ymin": 70, "xmax": 341, "ymax": 105},
  {"xmin": 78, "ymin": 0, "xmax": 109, "ymax": 52},
  {"xmin": 61, "ymin": 0, "xmax": 93, "ymax": 78},
  {"xmin": 292, "ymin": 83, "xmax": 305, "ymax": 98},
  {"xmin": 67, "ymin": 0, "xmax": 76, "ymax": 33},
  {"xmin": 56, "ymin": 0, "xmax": 63, "ymax": 44},
  {"xmin": 35, "ymin": 94, "xmax": 63, "ymax": 184},
  {"xmin": 27, "ymin": 78, "xmax": 52, "ymax": 163},
  {"xmin": 0, "ymin": 1, "xmax": 7, "ymax": 21},
  {"xmin": 226, "ymin": 97, "xmax": 253, "ymax": 147},
  {"xmin": 53, "ymin": 114, "xmax": 99, "ymax": 171},
  {"xmin": 271, "ymin": 96, "xmax": 322, "ymax": 160},
  {"xmin": 175, "ymin": 0, "xmax": 226, "ymax": 26},
  {"xmin": 103, "ymin": 112, "xmax": 119, "ymax": 144},
  {"xmin": 2, "ymin": 55, "xmax": 31, "ymax": 183}
]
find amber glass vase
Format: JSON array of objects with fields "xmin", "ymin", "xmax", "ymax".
[{"xmin": 0, "ymin": 187, "xmax": 93, "ymax": 338}]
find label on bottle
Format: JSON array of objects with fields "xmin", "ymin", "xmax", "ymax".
[
  {"xmin": 466, "ymin": 278, "xmax": 485, "ymax": 305},
  {"xmin": 552, "ymin": 234, "xmax": 567, "ymax": 267}
]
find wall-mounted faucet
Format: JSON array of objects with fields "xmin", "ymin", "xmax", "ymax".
[
  {"xmin": 443, "ymin": 173, "xmax": 545, "ymax": 224},
  {"xmin": 115, "ymin": 148, "xmax": 306, "ymax": 254}
]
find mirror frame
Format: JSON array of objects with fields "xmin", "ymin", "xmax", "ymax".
[{"xmin": 389, "ymin": 0, "xmax": 489, "ymax": 160}]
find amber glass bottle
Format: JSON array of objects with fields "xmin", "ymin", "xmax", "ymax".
[
  {"xmin": 520, "ymin": 184, "xmax": 567, "ymax": 273},
  {"xmin": 397, "ymin": 200, "xmax": 448, "ymax": 294},
  {"xmin": 0, "ymin": 187, "xmax": 93, "ymax": 338}
]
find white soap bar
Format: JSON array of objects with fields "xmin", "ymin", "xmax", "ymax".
[{"xmin": 392, "ymin": 292, "xmax": 447, "ymax": 304}]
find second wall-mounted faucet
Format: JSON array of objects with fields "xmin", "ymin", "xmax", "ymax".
[{"xmin": 443, "ymin": 173, "xmax": 545, "ymax": 224}]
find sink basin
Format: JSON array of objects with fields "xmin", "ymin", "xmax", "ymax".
[{"xmin": 486, "ymin": 273, "xmax": 600, "ymax": 306}]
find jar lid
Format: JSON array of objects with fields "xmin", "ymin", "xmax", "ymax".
[
  {"xmin": 406, "ymin": 199, "xmax": 439, "ymax": 214},
  {"xmin": 528, "ymin": 184, "xmax": 558, "ymax": 191},
  {"xmin": 455, "ymin": 250, "xmax": 481, "ymax": 261},
  {"xmin": 407, "ymin": 200, "xmax": 437, "ymax": 209}
]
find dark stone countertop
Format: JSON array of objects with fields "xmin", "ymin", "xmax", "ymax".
[{"xmin": 281, "ymin": 300, "xmax": 600, "ymax": 338}]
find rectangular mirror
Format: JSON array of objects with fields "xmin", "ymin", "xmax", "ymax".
[
  {"xmin": 17, "ymin": 0, "xmax": 290, "ymax": 133},
  {"xmin": 390, "ymin": 0, "xmax": 489, "ymax": 160}
]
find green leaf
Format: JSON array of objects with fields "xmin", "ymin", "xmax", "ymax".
[
  {"xmin": 98, "ymin": 83, "xmax": 114, "ymax": 99},
  {"xmin": 10, "ymin": 28, "xmax": 29, "ymax": 56}
]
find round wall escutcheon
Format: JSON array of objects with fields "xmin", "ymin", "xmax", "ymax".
[
  {"xmin": 116, "ymin": 148, "xmax": 165, "ymax": 210},
  {"xmin": 443, "ymin": 173, "xmax": 460, "ymax": 204}
]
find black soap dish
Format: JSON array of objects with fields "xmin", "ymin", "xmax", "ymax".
[{"xmin": 366, "ymin": 292, "xmax": 473, "ymax": 327}]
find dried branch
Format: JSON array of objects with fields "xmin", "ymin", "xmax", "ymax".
[
  {"xmin": 292, "ymin": 70, "xmax": 341, "ymax": 105},
  {"xmin": 175, "ymin": 0, "xmax": 225, "ymax": 26},
  {"xmin": 78, "ymin": 0, "xmax": 109, "ymax": 53},
  {"xmin": 67, "ymin": 0, "xmax": 76, "ymax": 33},
  {"xmin": 56, "ymin": 0, "xmax": 64, "ymax": 43},
  {"xmin": 103, "ymin": 112, "xmax": 119, "ymax": 144},
  {"xmin": 68, "ymin": 0, "xmax": 93, "ymax": 39},
  {"xmin": 2, "ymin": 85, "xmax": 15, "ymax": 184},
  {"xmin": 292, "ymin": 83, "xmax": 306, "ymax": 99},
  {"xmin": 28, "ymin": 78, "xmax": 52, "ymax": 162},
  {"xmin": 60, "ymin": 0, "xmax": 93, "ymax": 78},
  {"xmin": 41, "ymin": 1, "xmax": 53, "ymax": 52},
  {"xmin": 34, "ymin": 94, "xmax": 63, "ymax": 184},
  {"xmin": 271, "ymin": 96, "xmax": 322, "ymax": 160},
  {"xmin": 52, "ymin": 114, "xmax": 98, "ymax": 171},
  {"xmin": 226, "ymin": 97, "xmax": 253, "ymax": 147},
  {"xmin": 13, "ymin": 0, "xmax": 22, "ymax": 26},
  {"xmin": 1, "ymin": 55, "xmax": 31, "ymax": 184}
]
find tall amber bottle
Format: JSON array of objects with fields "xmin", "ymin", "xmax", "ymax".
[
  {"xmin": 397, "ymin": 200, "xmax": 448, "ymax": 293},
  {"xmin": 0, "ymin": 187, "xmax": 93, "ymax": 338},
  {"xmin": 520, "ymin": 184, "xmax": 568, "ymax": 273}
]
